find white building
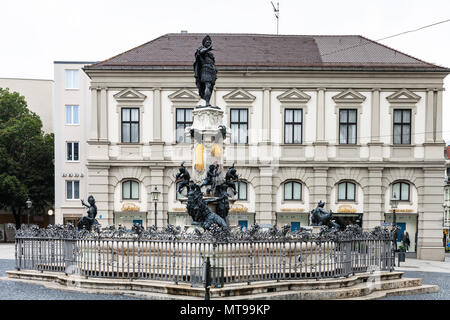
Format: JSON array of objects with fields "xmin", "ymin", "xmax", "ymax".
[
  {"xmin": 53, "ymin": 61, "xmax": 95, "ymax": 226},
  {"xmin": 55, "ymin": 33, "xmax": 449, "ymax": 261}
]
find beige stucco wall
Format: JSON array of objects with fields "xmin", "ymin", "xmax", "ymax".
[{"xmin": 0, "ymin": 78, "xmax": 53, "ymax": 133}]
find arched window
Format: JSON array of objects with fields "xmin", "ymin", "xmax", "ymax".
[
  {"xmin": 338, "ymin": 181, "xmax": 355, "ymax": 201},
  {"xmin": 284, "ymin": 181, "xmax": 302, "ymax": 200},
  {"xmin": 392, "ymin": 182, "xmax": 410, "ymax": 201},
  {"xmin": 122, "ymin": 180, "xmax": 139, "ymax": 200},
  {"xmin": 233, "ymin": 181, "xmax": 248, "ymax": 200}
]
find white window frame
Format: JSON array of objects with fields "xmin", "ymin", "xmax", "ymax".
[
  {"xmin": 65, "ymin": 69, "xmax": 80, "ymax": 89},
  {"xmin": 122, "ymin": 180, "xmax": 140, "ymax": 200},
  {"xmin": 66, "ymin": 141, "xmax": 79, "ymax": 162},
  {"xmin": 65, "ymin": 105, "xmax": 79, "ymax": 125},
  {"xmin": 66, "ymin": 180, "xmax": 80, "ymax": 200}
]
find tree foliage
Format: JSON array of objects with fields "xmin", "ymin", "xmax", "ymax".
[{"xmin": 0, "ymin": 88, "xmax": 54, "ymax": 228}]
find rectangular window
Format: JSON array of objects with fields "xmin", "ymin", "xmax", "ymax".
[
  {"xmin": 65, "ymin": 105, "xmax": 79, "ymax": 125},
  {"xmin": 284, "ymin": 109, "xmax": 302, "ymax": 144},
  {"xmin": 338, "ymin": 182, "xmax": 356, "ymax": 201},
  {"xmin": 121, "ymin": 108, "xmax": 139, "ymax": 143},
  {"xmin": 176, "ymin": 108, "xmax": 193, "ymax": 143},
  {"xmin": 230, "ymin": 109, "xmax": 248, "ymax": 144},
  {"xmin": 339, "ymin": 109, "xmax": 357, "ymax": 144},
  {"xmin": 66, "ymin": 142, "xmax": 79, "ymax": 161},
  {"xmin": 393, "ymin": 109, "xmax": 411, "ymax": 144},
  {"xmin": 65, "ymin": 69, "xmax": 79, "ymax": 89},
  {"xmin": 66, "ymin": 180, "xmax": 80, "ymax": 200}
]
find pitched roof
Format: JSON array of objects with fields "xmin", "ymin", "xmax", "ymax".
[{"xmin": 85, "ymin": 33, "xmax": 449, "ymax": 72}]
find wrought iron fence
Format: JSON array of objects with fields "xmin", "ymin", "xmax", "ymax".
[{"xmin": 14, "ymin": 224, "xmax": 395, "ymax": 285}]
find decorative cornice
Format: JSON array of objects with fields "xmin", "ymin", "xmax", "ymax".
[
  {"xmin": 276, "ymin": 88, "xmax": 311, "ymax": 104},
  {"xmin": 386, "ymin": 88, "xmax": 421, "ymax": 104},
  {"xmin": 223, "ymin": 88, "xmax": 256, "ymax": 103},
  {"xmin": 332, "ymin": 89, "xmax": 366, "ymax": 104},
  {"xmin": 113, "ymin": 88, "xmax": 147, "ymax": 103},
  {"xmin": 168, "ymin": 88, "xmax": 200, "ymax": 103}
]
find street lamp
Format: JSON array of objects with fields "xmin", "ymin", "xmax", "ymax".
[
  {"xmin": 390, "ymin": 192, "xmax": 399, "ymax": 252},
  {"xmin": 151, "ymin": 186, "xmax": 161, "ymax": 229},
  {"xmin": 26, "ymin": 198, "xmax": 32, "ymax": 225}
]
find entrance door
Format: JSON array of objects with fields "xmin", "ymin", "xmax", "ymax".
[
  {"xmin": 396, "ymin": 222, "xmax": 406, "ymax": 243},
  {"xmin": 133, "ymin": 219, "xmax": 143, "ymax": 226},
  {"xmin": 291, "ymin": 222, "xmax": 300, "ymax": 232},
  {"xmin": 238, "ymin": 220, "xmax": 248, "ymax": 231}
]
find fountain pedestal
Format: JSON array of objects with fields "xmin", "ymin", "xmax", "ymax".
[{"xmin": 186, "ymin": 106, "xmax": 229, "ymax": 186}]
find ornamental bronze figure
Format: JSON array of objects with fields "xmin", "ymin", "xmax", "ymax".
[
  {"xmin": 175, "ymin": 162, "xmax": 191, "ymax": 195},
  {"xmin": 311, "ymin": 200, "xmax": 340, "ymax": 230},
  {"xmin": 77, "ymin": 195, "xmax": 100, "ymax": 231},
  {"xmin": 193, "ymin": 35, "xmax": 217, "ymax": 107}
]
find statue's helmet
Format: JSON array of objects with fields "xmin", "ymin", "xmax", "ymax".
[
  {"xmin": 88, "ymin": 195, "xmax": 95, "ymax": 204},
  {"xmin": 202, "ymin": 35, "xmax": 212, "ymax": 46},
  {"xmin": 318, "ymin": 200, "xmax": 325, "ymax": 207}
]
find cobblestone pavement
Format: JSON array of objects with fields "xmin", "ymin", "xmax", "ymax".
[
  {"xmin": 380, "ymin": 270, "xmax": 450, "ymax": 300},
  {"xmin": 0, "ymin": 259, "xmax": 142, "ymax": 300}
]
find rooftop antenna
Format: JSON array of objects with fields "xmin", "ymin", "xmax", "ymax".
[{"xmin": 271, "ymin": 1, "xmax": 279, "ymax": 35}]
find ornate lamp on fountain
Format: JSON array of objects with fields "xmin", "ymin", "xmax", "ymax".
[
  {"xmin": 26, "ymin": 198, "xmax": 32, "ymax": 225},
  {"xmin": 390, "ymin": 193, "xmax": 399, "ymax": 252},
  {"xmin": 152, "ymin": 186, "xmax": 161, "ymax": 229}
]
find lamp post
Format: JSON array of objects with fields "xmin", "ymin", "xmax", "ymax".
[
  {"xmin": 26, "ymin": 198, "xmax": 32, "ymax": 225},
  {"xmin": 151, "ymin": 186, "xmax": 161, "ymax": 229},
  {"xmin": 390, "ymin": 192, "xmax": 399, "ymax": 252}
]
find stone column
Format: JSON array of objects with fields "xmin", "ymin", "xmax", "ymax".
[
  {"xmin": 316, "ymin": 88, "xmax": 325, "ymax": 142},
  {"xmin": 364, "ymin": 167, "xmax": 384, "ymax": 230},
  {"xmin": 89, "ymin": 88, "xmax": 99, "ymax": 141},
  {"xmin": 314, "ymin": 88, "xmax": 328, "ymax": 161},
  {"xmin": 257, "ymin": 166, "xmax": 275, "ymax": 226},
  {"xmin": 435, "ymin": 89, "xmax": 444, "ymax": 143},
  {"xmin": 150, "ymin": 88, "xmax": 164, "ymax": 160},
  {"xmin": 153, "ymin": 88, "xmax": 162, "ymax": 141},
  {"xmin": 417, "ymin": 168, "xmax": 445, "ymax": 261},
  {"xmin": 99, "ymin": 88, "xmax": 108, "ymax": 141},
  {"xmin": 262, "ymin": 88, "xmax": 271, "ymax": 142},
  {"xmin": 368, "ymin": 89, "xmax": 383, "ymax": 161},
  {"xmin": 425, "ymin": 89, "xmax": 434, "ymax": 143}
]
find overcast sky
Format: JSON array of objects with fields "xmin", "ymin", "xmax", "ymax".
[{"xmin": 1, "ymin": 0, "xmax": 449, "ymax": 142}]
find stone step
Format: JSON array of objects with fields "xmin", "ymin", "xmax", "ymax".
[
  {"xmin": 8, "ymin": 269, "xmax": 432, "ymax": 300},
  {"xmin": 383, "ymin": 284, "xmax": 439, "ymax": 297}
]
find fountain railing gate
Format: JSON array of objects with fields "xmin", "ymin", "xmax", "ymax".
[{"xmin": 13, "ymin": 224, "xmax": 396, "ymax": 286}]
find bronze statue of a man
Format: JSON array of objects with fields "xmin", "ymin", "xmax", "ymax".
[{"xmin": 193, "ymin": 35, "xmax": 217, "ymax": 107}]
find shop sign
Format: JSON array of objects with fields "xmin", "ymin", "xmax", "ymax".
[
  {"xmin": 280, "ymin": 208, "xmax": 305, "ymax": 212},
  {"xmin": 173, "ymin": 207, "xmax": 187, "ymax": 212},
  {"xmin": 388, "ymin": 209, "xmax": 414, "ymax": 213},
  {"xmin": 121, "ymin": 202, "xmax": 140, "ymax": 212},
  {"xmin": 337, "ymin": 204, "xmax": 357, "ymax": 213},
  {"xmin": 230, "ymin": 204, "xmax": 248, "ymax": 212}
]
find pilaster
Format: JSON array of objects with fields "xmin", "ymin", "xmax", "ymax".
[
  {"xmin": 417, "ymin": 168, "xmax": 445, "ymax": 261},
  {"xmin": 256, "ymin": 166, "xmax": 275, "ymax": 226},
  {"xmin": 425, "ymin": 89, "xmax": 434, "ymax": 143},
  {"xmin": 363, "ymin": 167, "xmax": 384, "ymax": 230}
]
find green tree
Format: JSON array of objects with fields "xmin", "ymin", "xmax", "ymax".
[{"xmin": 0, "ymin": 88, "xmax": 54, "ymax": 229}]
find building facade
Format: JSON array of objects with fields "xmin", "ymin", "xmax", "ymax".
[
  {"xmin": 56, "ymin": 34, "xmax": 448, "ymax": 261},
  {"xmin": 53, "ymin": 62, "xmax": 96, "ymax": 226},
  {"xmin": 444, "ymin": 146, "xmax": 450, "ymax": 250}
]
